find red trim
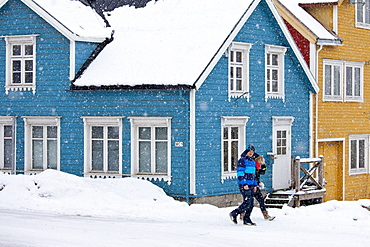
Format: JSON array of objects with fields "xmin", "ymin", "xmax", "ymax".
[{"xmin": 284, "ymin": 20, "xmax": 311, "ymax": 67}]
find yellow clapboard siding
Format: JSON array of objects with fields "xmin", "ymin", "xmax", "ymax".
[{"xmin": 310, "ymin": 2, "xmax": 370, "ymax": 201}]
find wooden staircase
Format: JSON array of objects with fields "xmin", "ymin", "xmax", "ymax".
[{"xmin": 264, "ymin": 156, "xmax": 327, "ymax": 208}]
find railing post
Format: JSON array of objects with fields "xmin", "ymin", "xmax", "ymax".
[
  {"xmin": 295, "ymin": 156, "xmax": 300, "ymax": 193},
  {"xmin": 318, "ymin": 155, "xmax": 324, "ymax": 188}
]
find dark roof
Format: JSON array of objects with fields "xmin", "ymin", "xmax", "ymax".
[{"xmin": 79, "ymin": 0, "xmax": 154, "ymax": 12}]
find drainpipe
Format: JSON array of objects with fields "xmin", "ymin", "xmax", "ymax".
[
  {"xmin": 315, "ymin": 44, "xmax": 323, "ymax": 158},
  {"xmin": 11, "ymin": 116, "xmax": 16, "ymax": 175}
]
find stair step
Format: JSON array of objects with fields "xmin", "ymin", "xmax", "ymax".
[{"xmin": 265, "ymin": 203, "xmax": 284, "ymax": 209}]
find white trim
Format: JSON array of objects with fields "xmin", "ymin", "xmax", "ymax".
[
  {"xmin": 194, "ymin": 0, "xmax": 260, "ymax": 89},
  {"xmin": 220, "ymin": 116, "xmax": 249, "ymax": 181},
  {"xmin": 228, "ymin": 42, "xmax": 252, "ymax": 101},
  {"xmin": 81, "ymin": 116, "xmax": 123, "ymax": 176},
  {"xmin": 265, "ymin": 0, "xmax": 318, "ymax": 92},
  {"xmin": 348, "ymin": 134, "xmax": 369, "ymax": 175},
  {"xmin": 265, "ymin": 44, "xmax": 287, "ymax": 102},
  {"xmin": 70, "ymin": 40, "xmax": 75, "ymax": 80},
  {"xmin": 4, "ymin": 35, "xmax": 38, "ymax": 94},
  {"xmin": 333, "ymin": 5, "xmax": 338, "ymax": 34},
  {"xmin": 129, "ymin": 116, "xmax": 172, "ymax": 184},
  {"xmin": 22, "ymin": 116, "xmax": 61, "ymax": 173},
  {"xmin": 318, "ymin": 137, "xmax": 345, "ymax": 142},
  {"xmin": 189, "ymin": 89, "xmax": 196, "ymax": 194}
]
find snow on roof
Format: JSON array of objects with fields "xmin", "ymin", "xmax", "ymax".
[
  {"xmin": 0, "ymin": 0, "xmax": 111, "ymax": 42},
  {"xmin": 73, "ymin": 0, "xmax": 254, "ymax": 87},
  {"xmin": 278, "ymin": 0, "xmax": 340, "ymax": 43},
  {"xmin": 298, "ymin": 0, "xmax": 339, "ymax": 4}
]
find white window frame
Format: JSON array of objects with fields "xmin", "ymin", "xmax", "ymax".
[
  {"xmin": 0, "ymin": 116, "xmax": 16, "ymax": 171},
  {"xmin": 228, "ymin": 42, "xmax": 252, "ymax": 100},
  {"xmin": 23, "ymin": 116, "xmax": 61, "ymax": 173},
  {"xmin": 82, "ymin": 117, "xmax": 123, "ymax": 177},
  {"xmin": 349, "ymin": 134, "xmax": 369, "ymax": 175},
  {"xmin": 129, "ymin": 117, "xmax": 172, "ymax": 184},
  {"xmin": 356, "ymin": 0, "xmax": 370, "ymax": 29},
  {"xmin": 4, "ymin": 35, "xmax": 37, "ymax": 94},
  {"xmin": 221, "ymin": 116, "xmax": 249, "ymax": 181},
  {"xmin": 323, "ymin": 59, "xmax": 364, "ymax": 102},
  {"xmin": 265, "ymin": 45, "xmax": 287, "ymax": 101}
]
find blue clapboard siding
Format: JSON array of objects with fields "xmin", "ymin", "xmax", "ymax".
[
  {"xmin": 0, "ymin": 0, "xmax": 315, "ymax": 199},
  {"xmin": 193, "ymin": 0, "xmax": 312, "ymax": 196}
]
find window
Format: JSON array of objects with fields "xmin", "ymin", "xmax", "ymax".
[
  {"xmin": 221, "ymin": 116, "xmax": 248, "ymax": 180},
  {"xmin": 23, "ymin": 117, "xmax": 60, "ymax": 173},
  {"xmin": 323, "ymin": 59, "xmax": 363, "ymax": 102},
  {"xmin": 129, "ymin": 117, "xmax": 171, "ymax": 183},
  {"xmin": 4, "ymin": 35, "xmax": 37, "ymax": 94},
  {"xmin": 349, "ymin": 135, "xmax": 369, "ymax": 175},
  {"xmin": 356, "ymin": 0, "xmax": 370, "ymax": 28},
  {"xmin": 228, "ymin": 42, "xmax": 252, "ymax": 100},
  {"xmin": 82, "ymin": 117, "xmax": 123, "ymax": 176},
  {"xmin": 265, "ymin": 45, "xmax": 287, "ymax": 101},
  {"xmin": 0, "ymin": 117, "xmax": 16, "ymax": 171}
]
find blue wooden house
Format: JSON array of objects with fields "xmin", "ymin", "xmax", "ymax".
[{"xmin": 0, "ymin": 0, "xmax": 318, "ymax": 206}]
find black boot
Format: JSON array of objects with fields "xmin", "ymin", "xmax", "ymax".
[{"xmin": 229, "ymin": 210, "xmax": 238, "ymax": 224}]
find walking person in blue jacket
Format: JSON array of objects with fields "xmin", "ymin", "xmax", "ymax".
[{"xmin": 229, "ymin": 144, "xmax": 258, "ymax": 226}]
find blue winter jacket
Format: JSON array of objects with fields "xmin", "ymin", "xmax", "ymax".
[{"xmin": 237, "ymin": 150, "xmax": 257, "ymax": 186}]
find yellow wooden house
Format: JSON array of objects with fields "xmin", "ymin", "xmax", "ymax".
[{"xmin": 275, "ymin": 0, "xmax": 370, "ymax": 201}]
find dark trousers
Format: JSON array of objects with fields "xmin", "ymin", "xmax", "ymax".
[
  {"xmin": 254, "ymin": 186, "xmax": 266, "ymax": 212},
  {"xmin": 233, "ymin": 184, "xmax": 254, "ymax": 223}
]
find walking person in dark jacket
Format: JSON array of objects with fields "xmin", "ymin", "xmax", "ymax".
[{"xmin": 229, "ymin": 144, "xmax": 258, "ymax": 226}]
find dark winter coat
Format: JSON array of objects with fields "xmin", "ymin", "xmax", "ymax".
[{"xmin": 236, "ymin": 150, "xmax": 257, "ymax": 186}]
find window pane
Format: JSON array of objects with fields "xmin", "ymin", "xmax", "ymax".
[
  {"xmin": 47, "ymin": 126, "xmax": 57, "ymax": 138},
  {"xmin": 155, "ymin": 127, "xmax": 167, "ymax": 140},
  {"xmin": 272, "ymin": 54, "xmax": 278, "ymax": 66},
  {"xmin": 4, "ymin": 139, "xmax": 12, "ymax": 168},
  {"xmin": 155, "ymin": 142, "xmax": 167, "ymax": 173},
  {"xmin": 12, "ymin": 60, "xmax": 21, "ymax": 72},
  {"xmin": 92, "ymin": 126, "xmax": 103, "ymax": 139},
  {"xmin": 92, "ymin": 140, "xmax": 103, "ymax": 170},
  {"xmin": 236, "ymin": 51, "xmax": 242, "ymax": 63},
  {"xmin": 108, "ymin": 140, "xmax": 119, "ymax": 171},
  {"xmin": 223, "ymin": 140, "xmax": 228, "ymax": 172},
  {"xmin": 324, "ymin": 65, "xmax": 332, "ymax": 95},
  {"xmin": 267, "ymin": 54, "xmax": 270, "ymax": 66},
  {"xmin": 32, "ymin": 140, "xmax": 43, "ymax": 169},
  {"xmin": 108, "ymin": 126, "xmax": 119, "ymax": 139},
  {"xmin": 25, "ymin": 45, "xmax": 33, "ymax": 56},
  {"xmin": 25, "ymin": 60, "xmax": 33, "ymax": 71},
  {"xmin": 230, "ymin": 51, "xmax": 234, "ymax": 63},
  {"xmin": 236, "ymin": 80, "xmax": 242, "ymax": 91},
  {"xmin": 231, "ymin": 127, "xmax": 238, "ymax": 139},
  {"xmin": 12, "ymin": 72, "xmax": 21, "ymax": 84},
  {"xmin": 231, "ymin": 140, "xmax": 238, "ymax": 171},
  {"xmin": 236, "ymin": 67, "xmax": 242, "ymax": 79},
  {"xmin": 4, "ymin": 125, "xmax": 12, "ymax": 137},
  {"xmin": 223, "ymin": 127, "xmax": 228, "ymax": 140},
  {"xmin": 139, "ymin": 127, "xmax": 151, "ymax": 140},
  {"xmin": 12, "ymin": 45, "xmax": 21, "ymax": 56},
  {"xmin": 47, "ymin": 140, "xmax": 57, "ymax": 169},
  {"xmin": 139, "ymin": 141, "xmax": 151, "ymax": 172},
  {"xmin": 32, "ymin": 126, "xmax": 43, "ymax": 138},
  {"xmin": 346, "ymin": 67, "xmax": 352, "ymax": 96},
  {"xmin": 333, "ymin": 65, "xmax": 341, "ymax": 96},
  {"xmin": 359, "ymin": 140, "xmax": 365, "ymax": 169},
  {"xmin": 355, "ymin": 67, "xmax": 361, "ymax": 97},
  {"xmin": 351, "ymin": 140, "xmax": 357, "ymax": 169}
]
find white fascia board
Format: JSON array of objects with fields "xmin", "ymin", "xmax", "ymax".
[
  {"xmin": 20, "ymin": 0, "xmax": 106, "ymax": 43},
  {"xmin": 193, "ymin": 0, "xmax": 261, "ymax": 90},
  {"xmin": 267, "ymin": 0, "xmax": 319, "ymax": 93}
]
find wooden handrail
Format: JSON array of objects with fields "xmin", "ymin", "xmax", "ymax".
[{"xmin": 292, "ymin": 156, "xmax": 324, "ymax": 193}]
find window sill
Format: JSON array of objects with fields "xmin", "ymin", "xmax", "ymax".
[
  {"xmin": 349, "ymin": 170, "xmax": 368, "ymax": 176},
  {"xmin": 6, "ymin": 85, "xmax": 36, "ymax": 94},
  {"xmin": 133, "ymin": 173, "xmax": 171, "ymax": 184}
]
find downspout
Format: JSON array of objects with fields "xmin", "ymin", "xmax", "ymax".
[
  {"xmin": 315, "ymin": 44, "xmax": 323, "ymax": 158},
  {"xmin": 11, "ymin": 116, "xmax": 16, "ymax": 174},
  {"xmin": 179, "ymin": 90, "xmax": 190, "ymax": 204}
]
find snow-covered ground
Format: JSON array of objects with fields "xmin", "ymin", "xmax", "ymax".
[{"xmin": 0, "ymin": 170, "xmax": 369, "ymax": 247}]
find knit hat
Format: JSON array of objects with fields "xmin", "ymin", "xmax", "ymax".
[{"xmin": 245, "ymin": 144, "xmax": 255, "ymax": 152}]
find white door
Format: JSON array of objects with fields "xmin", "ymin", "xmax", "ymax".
[{"xmin": 272, "ymin": 117, "xmax": 294, "ymax": 191}]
